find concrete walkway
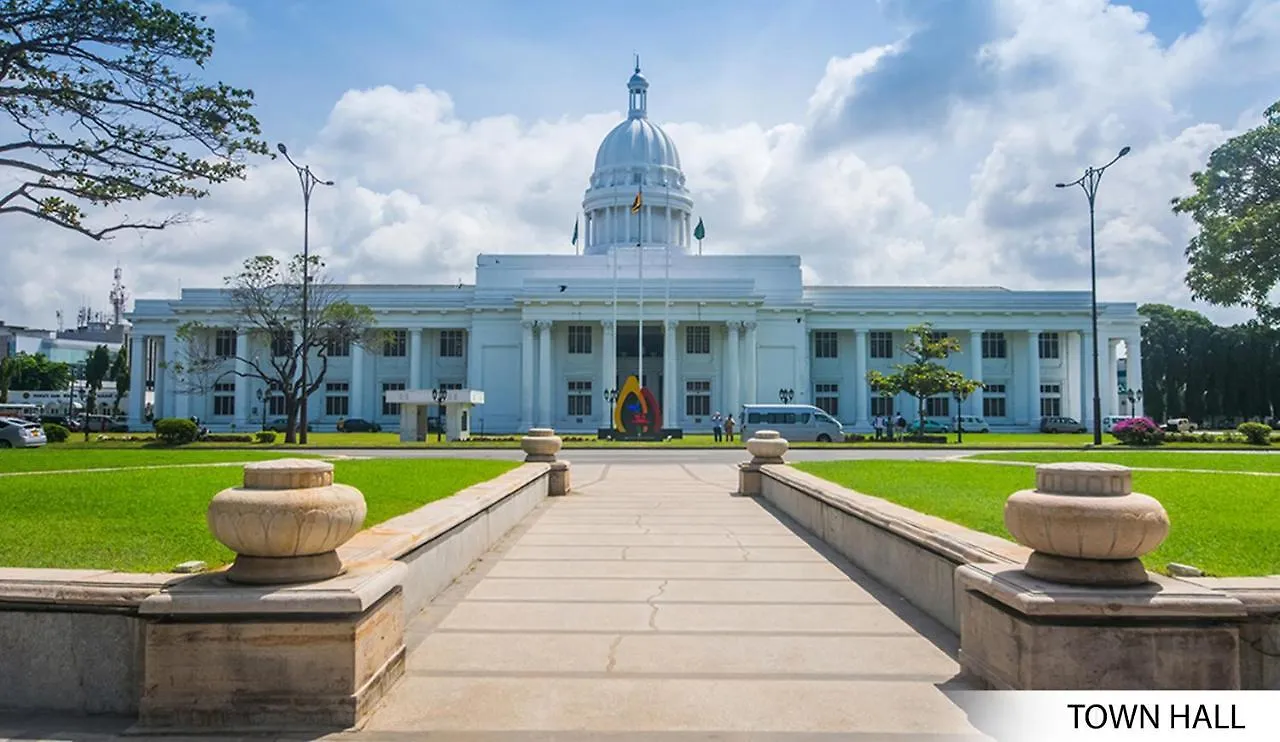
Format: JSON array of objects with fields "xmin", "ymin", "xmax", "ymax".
[{"xmin": 352, "ymin": 461, "xmax": 985, "ymax": 740}]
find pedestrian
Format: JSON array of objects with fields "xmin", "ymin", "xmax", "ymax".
[
  {"xmin": 873, "ymin": 415, "xmax": 884, "ymax": 440},
  {"xmin": 895, "ymin": 413, "xmax": 907, "ymax": 439},
  {"xmin": 724, "ymin": 414, "xmax": 736, "ymax": 442},
  {"xmin": 711, "ymin": 411, "xmax": 723, "ymax": 442}
]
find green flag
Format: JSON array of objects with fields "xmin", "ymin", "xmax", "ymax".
[
  {"xmin": 693, "ymin": 218, "xmax": 705, "ymax": 241},
  {"xmin": 571, "ymin": 217, "xmax": 579, "ymax": 247}
]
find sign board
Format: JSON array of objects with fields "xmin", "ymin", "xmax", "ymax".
[{"xmin": 384, "ymin": 389, "xmax": 485, "ymax": 406}]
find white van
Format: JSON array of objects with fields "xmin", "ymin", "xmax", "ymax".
[
  {"xmin": 740, "ymin": 404, "xmax": 844, "ymax": 443},
  {"xmin": 1102, "ymin": 416, "xmax": 1127, "ymax": 433}
]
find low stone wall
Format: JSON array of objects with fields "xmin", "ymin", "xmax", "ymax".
[{"xmin": 0, "ymin": 461, "xmax": 552, "ymax": 720}]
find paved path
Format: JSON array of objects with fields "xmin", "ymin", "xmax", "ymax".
[{"xmin": 350, "ymin": 461, "xmax": 984, "ymax": 740}]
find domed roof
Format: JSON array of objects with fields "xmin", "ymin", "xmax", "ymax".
[{"xmin": 593, "ymin": 116, "xmax": 681, "ymax": 172}]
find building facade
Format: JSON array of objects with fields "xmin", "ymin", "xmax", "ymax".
[{"xmin": 126, "ymin": 64, "xmax": 1145, "ymax": 434}]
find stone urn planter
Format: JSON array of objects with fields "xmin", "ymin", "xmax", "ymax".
[
  {"xmin": 522, "ymin": 427, "xmax": 562, "ymax": 462},
  {"xmin": 1004, "ymin": 462, "xmax": 1170, "ymax": 586},
  {"xmin": 207, "ymin": 458, "xmax": 367, "ymax": 585},
  {"xmin": 745, "ymin": 430, "xmax": 788, "ymax": 464}
]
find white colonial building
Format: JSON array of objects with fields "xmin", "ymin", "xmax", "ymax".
[{"xmin": 126, "ymin": 64, "xmax": 1145, "ymax": 434}]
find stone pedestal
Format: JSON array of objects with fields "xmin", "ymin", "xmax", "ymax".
[
  {"xmin": 523, "ymin": 428, "xmax": 570, "ymax": 496},
  {"xmin": 207, "ymin": 459, "xmax": 367, "ymax": 585},
  {"xmin": 738, "ymin": 430, "xmax": 788, "ymax": 496},
  {"xmin": 1003, "ymin": 462, "xmax": 1169, "ymax": 587},
  {"xmin": 549, "ymin": 460, "xmax": 571, "ymax": 497}
]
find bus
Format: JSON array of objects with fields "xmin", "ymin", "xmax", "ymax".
[{"xmin": 0, "ymin": 403, "xmax": 44, "ymax": 421}]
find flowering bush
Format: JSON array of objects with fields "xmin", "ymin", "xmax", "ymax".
[{"xmin": 1111, "ymin": 417, "xmax": 1165, "ymax": 446}]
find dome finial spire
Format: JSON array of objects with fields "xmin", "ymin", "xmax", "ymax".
[{"xmin": 627, "ymin": 56, "xmax": 649, "ymax": 119}]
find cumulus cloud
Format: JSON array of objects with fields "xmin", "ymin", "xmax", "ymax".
[{"xmin": 1, "ymin": 0, "xmax": 1275, "ymax": 329}]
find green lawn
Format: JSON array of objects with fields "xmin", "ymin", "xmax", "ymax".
[
  {"xmin": 0, "ymin": 458, "xmax": 519, "ymax": 572},
  {"xmin": 793, "ymin": 460, "xmax": 1280, "ymax": 577},
  {"xmin": 966, "ymin": 450, "xmax": 1280, "ymax": 474},
  {"xmin": 0, "ymin": 448, "xmax": 320, "ymax": 474}
]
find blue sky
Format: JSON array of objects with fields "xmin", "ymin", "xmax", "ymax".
[{"xmin": 3, "ymin": 0, "xmax": 1279, "ymax": 327}]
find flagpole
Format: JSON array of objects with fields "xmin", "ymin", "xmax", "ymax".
[
  {"xmin": 637, "ymin": 184, "xmax": 644, "ymax": 394},
  {"xmin": 663, "ymin": 180, "xmax": 671, "ymax": 423}
]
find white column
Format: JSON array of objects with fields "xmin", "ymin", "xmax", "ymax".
[
  {"xmin": 744, "ymin": 321, "xmax": 758, "ymax": 404},
  {"xmin": 409, "ymin": 329, "xmax": 423, "ymax": 389},
  {"xmin": 1106, "ymin": 338, "xmax": 1120, "ymax": 416},
  {"xmin": 128, "ymin": 333, "xmax": 146, "ymax": 428},
  {"xmin": 168, "ymin": 332, "xmax": 188, "ymax": 419},
  {"xmin": 538, "ymin": 320, "xmax": 552, "ymax": 427},
  {"xmin": 521, "ymin": 320, "xmax": 535, "ymax": 430},
  {"xmin": 602, "ymin": 320, "xmax": 616, "ymax": 429},
  {"xmin": 969, "ymin": 330, "xmax": 984, "ymax": 422},
  {"xmin": 726, "ymin": 321, "xmax": 741, "ymax": 416},
  {"xmin": 1081, "ymin": 330, "xmax": 1095, "ymax": 429},
  {"xmin": 234, "ymin": 330, "xmax": 249, "ymax": 428},
  {"xmin": 854, "ymin": 329, "xmax": 869, "ymax": 426},
  {"xmin": 663, "ymin": 320, "xmax": 677, "ymax": 428},
  {"xmin": 1127, "ymin": 335, "xmax": 1144, "ymax": 417},
  {"xmin": 797, "ymin": 321, "xmax": 810, "ymax": 403},
  {"xmin": 1027, "ymin": 330, "xmax": 1041, "ymax": 427},
  {"xmin": 646, "ymin": 206, "xmax": 653, "ymax": 245},
  {"xmin": 466, "ymin": 325, "xmax": 480, "ymax": 390},
  {"xmin": 350, "ymin": 342, "xmax": 365, "ymax": 420}
]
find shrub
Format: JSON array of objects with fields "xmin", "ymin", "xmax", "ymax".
[
  {"xmin": 254, "ymin": 430, "xmax": 278, "ymax": 444},
  {"xmin": 43, "ymin": 423, "xmax": 69, "ymax": 443},
  {"xmin": 1112, "ymin": 417, "xmax": 1164, "ymax": 446},
  {"xmin": 154, "ymin": 417, "xmax": 198, "ymax": 445},
  {"xmin": 843, "ymin": 433, "xmax": 868, "ymax": 443},
  {"xmin": 1236, "ymin": 422, "xmax": 1273, "ymax": 446},
  {"xmin": 205, "ymin": 434, "xmax": 254, "ymax": 443}
]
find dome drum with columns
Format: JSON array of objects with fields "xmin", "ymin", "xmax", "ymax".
[{"xmin": 127, "ymin": 62, "xmax": 1146, "ymax": 439}]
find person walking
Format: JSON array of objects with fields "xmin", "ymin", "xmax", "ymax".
[
  {"xmin": 724, "ymin": 414, "xmax": 736, "ymax": 442},
  {"xmin": 711, "ymin": 411, "xmax": 723, "ymax": 442},
  {"xmin": 873, "ymin": 415, "xmax": 884, "ymax": 440},
  {"xmin": 895, "ymin": 413, "xmax": 907, "ymax": 439}
]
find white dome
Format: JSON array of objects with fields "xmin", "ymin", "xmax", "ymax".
[{"xmin": 593, "ymin": 117, "xmax": 682, "ymax": 173}]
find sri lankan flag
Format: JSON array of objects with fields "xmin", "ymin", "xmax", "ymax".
[{"xmin": 630, "ymin": 190, "xmax": 643, "ymax": 214}]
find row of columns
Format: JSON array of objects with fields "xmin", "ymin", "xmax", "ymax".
[{"xmin": 586, "ymin": 204, "xmax": 692, "ymax": 250}]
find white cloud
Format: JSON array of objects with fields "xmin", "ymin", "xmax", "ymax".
[{"xmin": 1, "ymin": 0, "xmax": 1276, "ymax": 330}]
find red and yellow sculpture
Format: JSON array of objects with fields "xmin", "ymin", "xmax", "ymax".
[{"xmin": 612, "ymin": 374, "xmax": 662, "ymax": 438}]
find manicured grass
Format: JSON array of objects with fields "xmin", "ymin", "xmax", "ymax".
[
  {"xmin": 967, "ymin": 450, "xmax": 1280, "ymax": 474},
  {"xmin": 794, "ymin": 460, "xmax": 1280, "ymax": 577},
  {"xmin": 0, "ymin": 448, "xmax": 319, "ymax": 474},
  {"xmin": 0, "ymin": 458, "xmax": 519, "ymax": 572}
]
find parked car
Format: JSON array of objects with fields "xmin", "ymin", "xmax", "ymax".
[
  {"xmin": 264, "ymin": 418, "xmax": 314, "ymax": 433},
  {"xmin": 1101, "ymin": 415, "xmax": 1128, "ymax": 433},
  {"xmin": 906, "ymin": 418, "xmax": 950, "ymax": 434},
  {"xmin": 81, "ymin": 414, "xmax": 129, "ymax": 433},
  {"xmin": 1040, "ymin": 416, "xmax": 1086, "ymax": 433},
  {"xmin": 338, "ymin": 417, "xmax": 382, "ymax": 433},
  {"xmin": 0, "ymin": 417, "xmax": 47, "ymax": 448},
  {"xmin": 40, "ymin": 415, "xmax": 80, "ymax": 431},
  {"xmin": 1164, "ymin": 418, "xmax": 1198, "ymax": 433},
  {"xmin": 740, "ymin": 404, "xmax": 844, "ymax": 442},
  {"xmin": 951, "ymin": 415, "xmax": 990, "ymax": 433}
]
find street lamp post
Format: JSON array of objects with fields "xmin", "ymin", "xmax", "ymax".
[
  {"xmin": 277, "ymin": 143, "xmax": 334, "ymax": 445},
  {"xmin": 1056, "ymin": 146, "xmax": 1130, "ymax": 447},
  {"xmin": 255, "ymin": 388, "xmax": 266, "ymax": 430},
  {"xmin": 778, "ymin": 388, "xmax": 795, "ymax": 404},
  {"xmin": 602, "ymin": 388, "xmax": 618, "ymax": 440},
  {"xmin": 431, "ymin": 386, "xmax": 448, "ymax": 442},
  {"xmin": 1121, "ymin": 387, "xmax": 1143, "ymax": 418}
]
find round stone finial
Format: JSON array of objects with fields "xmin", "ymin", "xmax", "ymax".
[
  {"xmin": 243, "ymin": 458, "xmax": 334, "ymax": 490},
  {"xmin": 745, "ymin": 430, "xmax": 788, "ymax": 464},
  {"xmin": 522, "ymin": 428, "xmax": 562, "ymax": 462},
  {"xmin": 1035, "ymin": 462, "xmax": 1131, "ymax": 497},
  {"xmin": 1004, "ymin": 461, "xmax": 1169, "ymax": 587}
]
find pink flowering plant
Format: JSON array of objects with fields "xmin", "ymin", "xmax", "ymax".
[{"xmin": 1111, "ymin": 416, "xmax": 1165, "ymax": 446}]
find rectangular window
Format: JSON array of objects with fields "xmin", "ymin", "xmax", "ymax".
[
  {"xmin": 927, "ymin": 330, "xmax": 949, "ymax": 342},
  {"xmin": 1038, "ymin": 332, "xmax": 1060, "ymax": 359},
  {"xmin": 439, "ymin": 330, "xmax": 464, "ymax": 358},
  {"xmin": 271, "ymin": 329, "xmax": 292, "ymax": 358},
  {"xmin": 325, "ymin": 334, "xmax": 350, "ymax": 357},
  {"xmin": 686, "ymin": 325, "xmax": 711, "ymax": 354},
  {"xmin": 813, "ymin": 331, "xmax": 838, "ymax": 359},
  {"xmin": 983, "ymin": 382, "xmax": 1007, "ymax": 418},
  {"xmin": 869, "ymin": 331, "xmax": 894, "ymax": 359},
  {"xmin": 1039, "ymin": 382, "xmax": 1062, "ymax": 417},
  {"xmin": 814, "ymin": 383, "xmax": 839, "ymax": 417},
  {"xmin": 567, "ymin": 325, "xmax": 592, "ymax": 355},
  {"xmin": 325, "ymin": 382, "xmax": 349, "ymax": 417},
  {"xmin": 925, "ymin": 396, "xmax": 951, "ymax": 418},
  {"xmin": 567, "ymin": 380, "xmax": 592, "ymax": 416},
  {"xmin": 382, "ymin": 382, "xmax": 406, "ymax": 416},
  {"xmin": 685, "ymin": 380, "xmax": 711, "ymax": 416},
  {"xmin": 215, "ymin": 329, "xmax": 236, "ymax": 359},
  {"xmin": 870, "ymin": 395, "xmax": 894, "ymax": 417},
  {"xmin": 267, "ymin": 392, "xmax": 286, "ymax": 416},
  {"xmin": 383, "ymin": 330, "xmax": 406, "ymax": 357},
  {"xmin": 213, "ymin": 382, "xmax": 235, "ymax": 416},
  {"xmin": 981, "ymin": 331, "xmax": 1007, "ymax": 359}
]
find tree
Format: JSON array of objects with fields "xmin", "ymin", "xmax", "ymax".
[
  {"xmin": 109, "ymin": 343, "xmax": 129, "ymax": 415},
  {"xmin": 0, "ymin": 0, "xmax": 268, "ymax": 239},
  {"xmin": 1172, "ymin": 100, "xmax": 1280, "ymax": 327},
  {"xmin": 948, "ymin": 376, "xmax": 984, "ymax": 444},
  {"xmin": 166, "ymin": 254, "xmax": 377, "ymax": 443},
  {"xmin": 2, "ymin": 351, "xmax": 70, "ymax": 390},
  {"xmin": 0, "ymin": 355, "xmax": 13, "ymax": 402},
  {"xmin": 865, "ymin": 323, "xmax": 981, "ymax": 438},
  {"xmin": 81, "ymin": 344, "xmax": 111, "ymax": 440}
]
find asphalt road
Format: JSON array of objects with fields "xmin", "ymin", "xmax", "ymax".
[{"xmin": 311, "ymin": 447, "xmax": 967, "ymax": 465}]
